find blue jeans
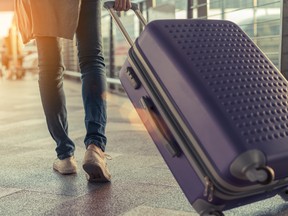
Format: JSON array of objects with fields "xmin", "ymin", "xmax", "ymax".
[{"xmin": 36, "ymin": 0, "xmax": 107, "ymax": 160}]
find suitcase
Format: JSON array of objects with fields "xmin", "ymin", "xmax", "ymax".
[{"xmin": 104, "ymin": 2, "xmax": 288, "ymax": 215}]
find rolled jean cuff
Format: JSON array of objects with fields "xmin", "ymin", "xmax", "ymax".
[
  {"xmin": 85, "ymin": 140, "xmax": 106, "ymax": 152},
  {"xmin": 58, "ymin": 151, "xmax": 74, "ymax": 160}
]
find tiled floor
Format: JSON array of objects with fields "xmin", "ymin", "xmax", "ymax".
[{"xmin": 0, "ymin": 77, "xmax": 287, "ymax": 216}]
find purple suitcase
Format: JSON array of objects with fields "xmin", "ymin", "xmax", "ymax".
[{"xmin": 104, "ymin": 2, "xmax": 288, "ymax": 215}]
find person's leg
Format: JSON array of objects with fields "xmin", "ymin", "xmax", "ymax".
[
  {"xmin": 76, "ymin": 0, "xmax": 111, "ymax": 182},
  {"xmin": 76, "ymin": 0, "xmax": 107, "ymax": 151},
  {"xmin": 36, "ymin": 37, "xmax": 77, "ymax": 174}
]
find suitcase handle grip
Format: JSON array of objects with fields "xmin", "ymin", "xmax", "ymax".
[
  {"xmin": 103, "ymin": 1, "xmax": 147, "ymax": 47},
  {"xmin": 140, "ymin": 97, "xmax": 181, "ymax": 157}
]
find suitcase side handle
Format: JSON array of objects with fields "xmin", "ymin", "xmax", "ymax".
[
  {"xmin": 103, "ymin": 1, "xmax": 147, "ymax": 47},
  {"xmin": 140, "ymin": 96, "xmax": 181, "ymax": 157}
]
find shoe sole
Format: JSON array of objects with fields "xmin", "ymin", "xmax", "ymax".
[
  {"xmin": 53, "ymin": 167, "xmax": 77, "ymax": 175},
  {"xmin": 82, "ymin": 162, "xmax": 111, "ymax": 183}
]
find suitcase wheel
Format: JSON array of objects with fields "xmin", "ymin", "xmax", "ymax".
[
  {"xmin": 211, "ymin": 211, "xmax": 225, "ymax": 216},
  {"xmin": 279, "ymin": 188, "xmax": 288, "ymax": 201},
  {"xmin": 201, "ymin": 210, "xmax": 224, "ymax": 216}
]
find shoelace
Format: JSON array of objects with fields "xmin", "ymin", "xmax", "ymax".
[
  {"xmin": 90, "ymin": 149, "xmax": 112, "ymax": 160},
  {"xmin": 104, "ymin": 153, "xmax": 112, "ymax": 160},
  {"xmin": 90, "ymin": 148, "xmax": 112, "ymax": 160}
]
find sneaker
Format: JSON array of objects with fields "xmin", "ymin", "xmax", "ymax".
[
  {"xmin": 82, "ymin": 145, "xmax": 111, "ymax": 182},
  {"xmin": 53, "ymin": 156, "xmax": 77, "ymax": 175}
]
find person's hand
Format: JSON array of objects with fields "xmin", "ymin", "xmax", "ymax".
[{"xmin": 114, "ymin": 0, "xmax": 132, "ymax": 11}]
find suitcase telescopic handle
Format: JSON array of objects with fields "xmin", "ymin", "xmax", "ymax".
[{"xmin": 103, "ymin": 1, "xmax": 147, "ymax": 47}]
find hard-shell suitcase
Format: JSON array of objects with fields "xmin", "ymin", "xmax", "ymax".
[{"xmin": 104, "ymin": 2, "xmax": 288, "ymax": 215}]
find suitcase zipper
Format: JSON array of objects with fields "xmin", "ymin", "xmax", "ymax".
[{"xmin": 204, "ymin": 176, "xmax": 215, "ymax": 202}]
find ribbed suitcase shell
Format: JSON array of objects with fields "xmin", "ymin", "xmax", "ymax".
[{"xmin": 119, "ymin": 19, "xmax": 288, "ymax": 215}]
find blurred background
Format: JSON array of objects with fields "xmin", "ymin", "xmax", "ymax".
[{"xmin": 0, "ymin": 0, "xmax": 285, "ymax": 94}]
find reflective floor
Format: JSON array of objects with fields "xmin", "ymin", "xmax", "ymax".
[{"xmin": 0, "ymin": 76, "xmax": 287, "ymax": 216}]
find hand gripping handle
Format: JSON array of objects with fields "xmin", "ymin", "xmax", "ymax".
[
  {"xmin": 103, "ymin": 1, "xmax": 147, "ymax": 47},
  {"xmin": 103, "ymin": 1, "xmax": 139, "ymax": 11}
]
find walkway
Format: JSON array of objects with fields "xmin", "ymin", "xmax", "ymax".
[{"xmin": 0, "ymin": 76, "xmax": 287, "ymax": 216}]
